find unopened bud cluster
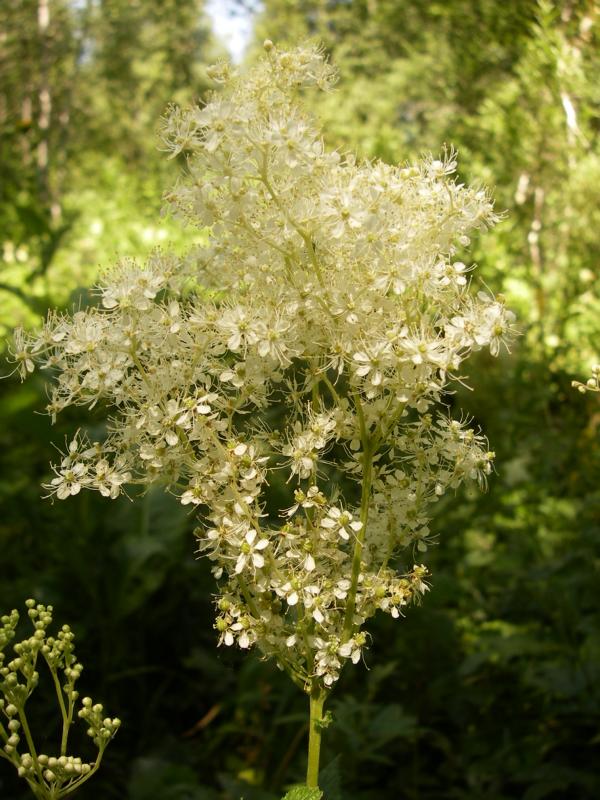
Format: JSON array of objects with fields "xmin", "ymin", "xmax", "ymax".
[
  {"xmin": 11, "ymin": 44, "xmax": 514, "ymax": 690},
  {"xmin": 572, "ymin": 363, "xmax": 600, "ymax": 394},
  {"xmin": 0, "ymin": 601, "xmax": 120, "ymax": 798}
]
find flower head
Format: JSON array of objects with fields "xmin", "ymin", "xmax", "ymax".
[{"xmin": 13, "ymin": 42, "xmax": 512, "ymax": 690}]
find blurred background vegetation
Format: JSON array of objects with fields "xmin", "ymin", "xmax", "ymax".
[{"xmin": 1, "ymin": 1, "xmax": 599, "ymax": 798}]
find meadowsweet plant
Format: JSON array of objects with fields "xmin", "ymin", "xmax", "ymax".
[
  {"xmin": 0, "ymin": 600, "xmax": 120, "ymax": 799},
  {"xmin": 11, "ymin": 42, "xmax": 514, "ymax": 791}
]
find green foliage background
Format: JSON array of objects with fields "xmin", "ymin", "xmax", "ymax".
[{"xmin": 1, "ymin": 1, "xmax": 599, "ymax": 798}]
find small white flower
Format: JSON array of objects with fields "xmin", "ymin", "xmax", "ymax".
[
  {"xmin": 235, "ymin": 529, "xmax": 269, "ymax": 574},
  {"xmin": 50, "ymin": 461, "xmax": 88, "ymax": 500},
  {"xmin": 303, "ymin": 553, "xmax": 316, "ymax": 572},
  {"xmin": 321, "ymin": 507, "xmax": 362, "ymax": 541},
  {"xmin": 338, "ymin": 636, "xmax": 364, "ymax": 664}
]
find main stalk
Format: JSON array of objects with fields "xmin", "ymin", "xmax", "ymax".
[{"xmin": 306, "ymin": 685, "xmax": 327, "ymax": 788}]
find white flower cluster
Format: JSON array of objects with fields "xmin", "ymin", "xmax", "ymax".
[
  {"xmin": 0, "ymin": 601, "xmax": 120, "ymax": 797},
  {"xmin": 12, "ymin": 43, "xmax": 514, "ymax": 690}
]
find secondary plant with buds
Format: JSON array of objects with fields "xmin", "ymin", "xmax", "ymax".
[
  {"xmin": 11, "ymin": 42, "xmax": 514, "ymax": 792},
  {"xmin": 0, "ymin": 600, "xmax": 120, "ymax": 799},
  {"xmin": 572, "ymin": 364, "xmax": 600, "ymax": 394}
]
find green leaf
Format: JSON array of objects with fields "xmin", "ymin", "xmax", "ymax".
[
  {"xmin": 368, "ymin": 703, "xmax": 417, "ymax": 743},
  {"xmin": 129, "ymin": 757, "xmax": 220, "ymax": 800},
  {"xmin": 281, "ymin": 787, "xmax": 323, "ymax": 800},
  {"xmin": 319, "ymin": 756, "xmax": 343, "ymax": 800}
]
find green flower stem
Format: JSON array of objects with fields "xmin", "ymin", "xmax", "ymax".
[
  {"xmin": 306, "ymin": 685, "xmax": 327, "ymax": 789},
  {"xmin": 321, "ymin": 372, "xmax": 342, "ymax": 405},
  {"xmin": 48, "ymin": 663, "xmax": 69, "ymax": 756},
  {"xmin": 343, "ymin": 393, "xmax": 373, "ymax": 640},
  {"xmin": 0, "ymin": 718, "xmax": 9, "ymax": 750},
  {"xmin": 259, "ymin": 149, "xmax": 326, "ymax": 289},
  {"xmin": 17, "ymin": 708, "xmax": 44, "ymax": 786},
  {"xmin": 29, "ymin": 782, "xmax": 45, "ymax": 800}
]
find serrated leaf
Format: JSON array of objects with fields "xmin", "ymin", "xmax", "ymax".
[
  {"xmin": 319, "ymin": 756, "xmax": 343, "ymax": 800},
  {"xmin": 281, "ymin": 786, "xmax": 323, "ymax": 800}
]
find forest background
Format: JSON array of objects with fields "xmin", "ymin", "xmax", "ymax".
[{"xmin": 1, "ymin": 1, "xmax": 599, "ymax": 799}]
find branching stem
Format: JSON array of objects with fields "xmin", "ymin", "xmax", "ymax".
[{"xmin": 47, "ymin": 663, "xmax": 69, "ymax": 756}]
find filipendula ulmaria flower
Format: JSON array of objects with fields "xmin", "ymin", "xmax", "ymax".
[{"xmin": 12, "ymin": 42, "xmax": 514, "ymax": 787}]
